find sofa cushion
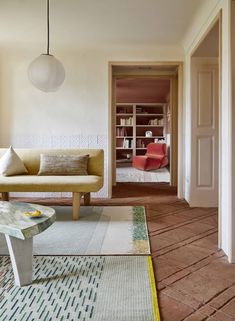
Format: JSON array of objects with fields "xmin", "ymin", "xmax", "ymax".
[
  {"xmin": 0, "ymin": 149, "xmax": 104, "ymax": 176},
  {"xmin": 0, "ymin": 175, "xmax": 103, "ymax": 193},
  {"xmin": 38, "ymin": 154, "xmax": 89, "ymax": 176},
  {"xmin": 0, "ymin": 146, "xmax": 28, "ymax": 176}
]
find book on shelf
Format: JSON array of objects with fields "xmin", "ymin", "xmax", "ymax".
[
  {"xmin": 136, "ymin": 139, "xmax": 146, "ymax": 148},
  {"xmin": 119, "ymin": 117, "xmax": 133, "ymax": 126},
  {"xmin": 116, "ymin": 127, "xmax": 128, "ymax": 136},
  {"xmin": 148, "ymin": 118, "xmax": 164, "ymax": 126},
  {"xmin": 117, "ymin": 107, "xmax": 132, "ymax": 114},
  {"xmin": 117, "ymin": 109, "xmax": 125, "ymax": 114},
  {"xmin": 123, "ymin": 138, "xmax": 133, "ymax": 148}
]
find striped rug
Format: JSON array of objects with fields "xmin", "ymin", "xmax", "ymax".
[
  {"xmin": 0, "ymin": 255, "xmax": 160, "ymax": 321},
  {"xmin": 0, "ymin": 206, "xmax": 150, "ymax": 255}
]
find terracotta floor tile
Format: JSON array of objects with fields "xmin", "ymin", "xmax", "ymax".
[
  {"xmin": 147, "ymin": 219, "xmax": 169, "ymax": 233},
  {"xmin": 177, "ymin": 208, "xmax": 214, "ymax": 219},
  {"xmin": 183, "ymin": 221, "xmax": 215, "ymax": 235},
  {"xmin": 183, "ymin": 311, "xmax": 208, "ymax": 321},
  {"xmin": 199, "ymin": 257, "xmax": 235, "ymax": 282},
  {"xmin": 157, "ymin": 214, "xmax": 191, "ymax": 225},
  {"xmin": 153, "ymin": 256, "xmax": 181, "ymax": 281},
  {"xmin": 158, "ymin": 293, "xmax": 194, "ymax": 321},
  {"xmin": 157, "ymin": 226, "xmax": 195, "ymax": 243},
  {"xmin": 160, "ymin": 244, "xmax": 215, "ymax": 268},
  {"xmin": 146, "ymin": 204, "xmax": 181, "ymax": 214},
  {"xmin": 200, "ymin": 215, "xmax": 218, "ymax": 227},
  {"xmin": 150, "ymin": 234, "xmax": 175, "ymax": 251},
  {"xmin": 145, "ymin": 209, "xmax": 166, "ymax": 218},
  {"xmin": 171, "ymin": 265, "xmax": 232, "ymax": 304},
  {"xmin": 162, "ymin": 287, "xmax": 202, "ymax": 309},
  {"xmin": 198, "ymin": 304, "xmax": 217, "ymax": 316},
  {"xmin": 207, "ymin": 311, "xmax": 235, "ymax": 320},
  {"xmin": 209, "ymin": 285, "xmax": 235, "ymax": 310},
  {"xmin": 221, "ymin": 298, "xmax": 235, "ymax": 317},
  {"xmin": 191, "ymin": 233, "xmax": 218, "ymax": 251}
]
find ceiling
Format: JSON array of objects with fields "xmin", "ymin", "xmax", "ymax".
[
  {"xmin": 0, "ymin": 0, "xmax": 203, "ymax": 48},
  {"xmin": 116, "ymin": 78, "xmax": 170, "ymax": 103}
]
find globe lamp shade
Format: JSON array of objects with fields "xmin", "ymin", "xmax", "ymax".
[{"xmin": 28, "ymin": 54, "xmax": 65, "ymax": 92}]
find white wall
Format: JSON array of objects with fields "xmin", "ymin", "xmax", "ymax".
[
  {"xmin": 0, "ymin": 44, "xmax": 184, "ymax": 198},
  {"xmin": 231, "ymin": 0, "xmax": 235, "ymax": 262},
  {"xmin": 183, "ymin": 0, "xmax": 233, "ymax": 262}
]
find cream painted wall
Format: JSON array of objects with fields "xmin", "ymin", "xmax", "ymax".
[
  {"xmin": 231, "ymin": 0, "xmax": 235, "ymax": 262},
  {"xmin": 0, "ymin": 44, "xmax": 184, "ymax": 198},
  {"xmin": 183, "ymin": 0, "xmax": 233, "ymax": 262}
]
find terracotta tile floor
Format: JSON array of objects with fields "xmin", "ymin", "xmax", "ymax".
[{"xmin": 11, "ymin": 183, "xmax": 235, "ymax": 321}]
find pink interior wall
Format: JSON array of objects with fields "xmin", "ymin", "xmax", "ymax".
[{"xmin": 116, "ymin": 78, "xmax": 170, "ymax": 103}]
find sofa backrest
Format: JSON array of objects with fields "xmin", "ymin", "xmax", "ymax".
[{"xmin": 0, "ymin": 149, "xmax": 104, "ymax": 176}]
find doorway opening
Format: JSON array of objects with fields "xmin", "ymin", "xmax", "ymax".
[
  {"xmin": 109, "ymin": 63, "xmax": 182, "ymax": 196},
  {"xmin": 115, "ymin": 77, "xmax": 171, "ymax": 184}
]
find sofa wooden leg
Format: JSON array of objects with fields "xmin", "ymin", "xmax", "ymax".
[
  {"xmin": 2, "ymin": 192, "xmax": 9, "ymax": 201},
  {"xmin": 84, "ymin": 193, "xmax": 91, "ymax": 206},
  {"xmin": 72, "ymin": 192, "xmax": 81, "ymax": 220}
]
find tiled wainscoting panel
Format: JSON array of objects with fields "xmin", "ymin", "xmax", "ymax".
[{"xmin": 4, "ymin": 134, "xmax": 109, "ymax": 198}]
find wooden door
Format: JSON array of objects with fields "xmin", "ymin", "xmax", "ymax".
[{"xmin": 190, "ymin": 58, "xmax": 219, "ymax": 206}]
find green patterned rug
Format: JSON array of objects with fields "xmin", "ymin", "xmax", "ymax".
[
  {"xmin": 0, "ymin": 206, "xmax": 150, "ymax": 255},
  {"xmin": 0, "ymin": 256, "xmax": 160, "ymax": 321}
]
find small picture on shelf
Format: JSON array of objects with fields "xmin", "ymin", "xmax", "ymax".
[{"xmin": 145, "ymin": 131, "xmax": 152, "ymax": 137}]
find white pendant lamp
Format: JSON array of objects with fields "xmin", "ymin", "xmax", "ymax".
[{"xmin": 28, "ymin": 0, "xmax": 65, "ymax": 92}]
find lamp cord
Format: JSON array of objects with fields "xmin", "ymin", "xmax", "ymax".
[{"xmin": 47, "ymin": 0, "xmax": 50, "ymax": 55}]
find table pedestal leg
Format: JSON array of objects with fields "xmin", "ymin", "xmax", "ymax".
[{"xmin": 5, "ymin": 235, "xmax": 33, "ymax": 286}]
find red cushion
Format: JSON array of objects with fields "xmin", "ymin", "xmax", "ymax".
[
  {"xmin": 146, "ymin": 143, "xmax": 168, "ymax": 168},
  {"xmin": 161, "ymin": 156, "xmax": 168, "ymax": 168},
  {"xmin": 146, "ymin": 143, "xmax": 167, "ymax": 156},
  {"xmin": 133, "ymin": 156, "xmax": 161, "ymax": 171}
]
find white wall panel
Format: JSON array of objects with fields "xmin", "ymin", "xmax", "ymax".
[
  {"xmin": 198, "ymin": 71, "xmax": 214, "ymax": 127},
  {"xmin": 190, "ymin": 58, "xmax": 218, "ymax": 207},
  {"xmin": 197, "ymin": 136, "xmax": 213, "ymax": 187}
]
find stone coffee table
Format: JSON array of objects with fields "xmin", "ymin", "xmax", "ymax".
[{"xmin": 0, "ymin": 201, "xmax": 55, "ymax": 286}]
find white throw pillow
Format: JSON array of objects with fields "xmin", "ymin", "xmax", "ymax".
[{"xmin": 0, "ymin": 146, "xmax": 28, "ymax": 176}]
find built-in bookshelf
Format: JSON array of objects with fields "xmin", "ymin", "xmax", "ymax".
[{"xmin": 115, "ymin": 103, "xmax": 166, "ymax": 164}]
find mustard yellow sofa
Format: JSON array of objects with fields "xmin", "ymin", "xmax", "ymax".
[{"xmin": 0, "ymin": 149, "xmax": 104, "ymax": 220}]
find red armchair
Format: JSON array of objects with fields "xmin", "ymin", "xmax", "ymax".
[{"xmin": 133, "ymin": 143, "xmax": 168, "ymax": 171}]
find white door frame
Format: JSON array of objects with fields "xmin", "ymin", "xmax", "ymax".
[
  {"xmin": 108, "ymin": 61, "xmax": 184, "ymax": 198},
  {"xmin": 189, "ymin": 13, "xmax": 225, "ymax": 255}
]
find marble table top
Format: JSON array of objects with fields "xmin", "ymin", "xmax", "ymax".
[{"xmin": 0, "ymin": 201, "xmax": 56, "ymax": 240}]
